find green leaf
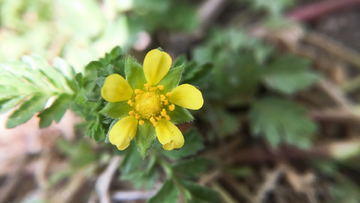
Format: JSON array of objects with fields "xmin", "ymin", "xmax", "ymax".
[
  {"xmin": 53, "ymin": 57, "xmax": 75, "ymax": 80},
  {"xmin": 38, "ymin": 94, "xmax": 73, "ymax": 128},
  {"xmin": 182, "ymin": 63, "xmax": 213, "ymax": 84},
  {"xmin": 96, "ymin": 77, "xmax": 106, "ymax": 88},
  {"xmin": 74, "ymin": 72, "xmax": 84, "ymax": 89},
  {"xmin": 57, "ymin": 139, "xmax": 98, "ymax": 169},
  {"xmin": 147, "ymin": 180, "xmax": 179, "ymax": 203},
  {"xmin": 262, "ymin": 55, "xmax": 320, "ymax": 94},
  {"xmin": 249, "ymin": 96, "xmax": 317, "ymax": 148},
  {"xmin": 99, "ymin": 101, "xmax": 132, "ymax": 119},
  {"xmin": 173, "ymin": 54, "xmax": 187, "ymax": 68},
  {"xmin": 0, "ymin": 96, "xmax": 24, "ymax": 114},
  {"xmin": 86, "ymin": 121, "xmax": 106, "ymax": 143},
  {"xmin": 159, "ymin": 128, "xmax": 204, "ymax": 160},
  {"xmin": 6, "ymin": 94, "xmax": 49, "ymax": 128},
  {"xmin": 125, "ymin": 55, "xmax": 147, "ymax": 90},
  {"xmin": 182, "ymin": 180, "xmax": 221, "ymax": 203},
  {"xmin": 172, "ymin": 157, "xmax": 211, "ymax": 178},
  {"xmin": 121, "ymin": 156, "xmax": 159, "ymax": 190},
  {"xmin": 167, "ymin": 105, "xmax": 194, "ymax": 124},
  {"xmin": 249, "ymin": 0, "xmax": 294, "ymax": 15},
  {"xmin": 120, "ymin": 142, "xmax": 142, "ymax": 175},
  {"xmin": 158, "ymin": 64, "xmax": 184, "ymax": 93},
  {"xmin": 135, "ymin": 120, "xmax": 156, "ymax": 158}
]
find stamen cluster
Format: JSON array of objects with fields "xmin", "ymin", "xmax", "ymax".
[{"xmin": 127, "ymin": 83, "xmax": 175, "ymax": 127}]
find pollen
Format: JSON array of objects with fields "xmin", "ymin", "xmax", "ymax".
[
  {"xmin": 127, "ymin": 100, "xmax": 133, "ymax": 106},
  {"xmin": 166, "ymin": 92, "xmax": 172, "ymax": 97},
  {"xmin": 150, "ymin": 87, "xmax": 157, "ymax": 91},
  {"xmin": 160, "ymin": 95, "xmax": 166, "ymax": 101},
  {"xmin": 144, "ymin": 83, "xmax": 152, "ymax": 89},
  {"xmin": 169, "ymin": 104, "xmax": 175, "ymax": 111},
  {"xmin": 165, "ymin": 115, "xmax": 170, "ymax": 120},
  {"xmin": 150, "ymin": 117, "xmax": 158, "ymax": 127},
  {"xmin": 135, "ymin": 113, "xmax": 141, "ymax": 119},
  {"xmin": 157, "ymin": 85, "xmax": 164, "ymax": 90},
  {"xmin": 129, "ymin": 110, "xmax": 135, "ymax": 116},
  {"xmin": 135, "ymin": 94, "xmax": 141, "ymax": 100},
  {"xmin": 163, "ymin": 99, "xmax": 169, "ymax": 105},
  {"xmin": 135, "ymin": 89, "xmax": 142, "ymax": 94},
  {"xmin": 161, "ymin": 108, "xmax": 167, "ymax": 117},
  {"xmin": 139, "ymin": 120, "xmax": 145, "ymax": 125}
]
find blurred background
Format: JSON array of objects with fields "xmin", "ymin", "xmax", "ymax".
[{"xmin": 1, "ymin": 0, "xmax": 360, "ymax": 202}]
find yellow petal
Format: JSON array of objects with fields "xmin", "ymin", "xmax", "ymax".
[
  {"xmin": 101, "ymin": 74, "xmax": 133, "ymax": 102},
  {"xmin": 143, "ymin": 49, "xmax": 172, "ymax": 85},
  {"xmin": 156, "ymin": 120, "xmax": 184, "ymax": 150},
  {"xmin": 109, "ymin": 116, "xmax": 138, "ymax": 150},
  {"xmin": 169, "ymin": 84, "xmax": 204, "ymax": 110}
]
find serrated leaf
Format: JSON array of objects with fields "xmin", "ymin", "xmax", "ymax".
[
  {"xmin": 147, "ymin": 180, "xmax": 179, "ymax": 203},
  {"xmin": 125, "ymin": 55, "xmax": 147, "ymax": 90},
  {"xmin": 182, "ymin": 180, "xmax": 221, "ymax": 203},
  {"xmin": 38, "ymin": 94, "xmax": 73, "ymax": 128},
  {"xmin": 172, "ymin": 157, "xmax": 211, "ymax": 178},
  {"xmin": 0, "ymin": 96, "xmax": 24, "ymax": 114},
  {"xmin": 135, "ymin": 121, "xmax": 157, "ymax": 158},
  {"xmin": 6, "ymin": 94, "xmax": 49, "ymax": 128},
  {"xmin": 86, "ymin": 121, "xmax": 106, "ymax": 143},
  {"xmin": 262, "ymin": 55, "xmax": 320, "ymax": 94},
  {"xmin": 99, "ymin": 101, "xmax": 132, "ymax": 119},
  {"xmin": 53, "ymin": 57, "xmax": 75, "ymax": 80},
  {"xmin": 167, "ymin": 105, "xmax": 194, "ymax": 124},
  {"xmin": 158, "ymin": 64, "xmax": 184, "ymax": 93},
  {"xmin": 249, "ymin": 96, "xmax": 317, "ymax": 148},
  {"xmin": 160, "ymin": 128, "xmax": 204, "ymax": 160}
]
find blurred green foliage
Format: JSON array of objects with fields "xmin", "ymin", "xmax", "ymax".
[{"xmin": 1, "ymin": 0, "xmax": 357, "ymax": 202}]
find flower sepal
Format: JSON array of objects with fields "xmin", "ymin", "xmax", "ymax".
[
  {"xmin": 125, "ymin": 55, "xmax": 147, "ymax": 90},
  {"xmin": 134, "ymin": 120, "xmax": 157, "ymax": 159}
]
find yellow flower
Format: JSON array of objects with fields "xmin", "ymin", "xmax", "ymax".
[{"xmin": 101, "ymin": 49, "xmax": 203, "ymax": 151}]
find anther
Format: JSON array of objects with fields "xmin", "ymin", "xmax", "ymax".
[
  {"xmin": 163, "ymin": 99, "xmax": 169, "ymax": 105},
  {"xmin": 135, "ymin": 89, "xmax": 142, "ymax": 94},
  {"xmin": 161, "ymin": 109, "xmax": 167, "ymax": 117},
  {"xmin": 135, "ymin": 94, "xmax": 141, "ymax": 100},
  {"xmin": 135, "ymin": 113, "xmax": 141, "ymax": 119},
  {"xmin": 144, "ymin": 83, "xmax": 151, "ymax": 89},
  {"xmin": 160, "ymin": 95, "xmax": 166, "ymax": 101},
  {"xmin": 136, "ymin": 104, "xmax": 141, "ymax": 111},
  {"xmin": 156, "ymin": 116, "xmax": 162, "ymax": 120},
  {"xmin": 169, "ymin": 104, "xmax": 175, "ymax": 111},
  {"xmin": 146, "ymin": 93, "xmax": 152, "ymax": 99},
  {"xmin": 150, "ymin": 87, "xmax": 157, "ymax": 91},
  {"xmin": 127, "ymin": 100, "xmax": 133, "ymax": 106},
  {"xmin": 129, "ymin": 110, "xmax": 135, "ymax": 116},
  {"xmin": 139, "ymin": 120, "xmax": 144, "ymax": 125},
  {"xmin": 150, "ymin": 117, "xmax": 158, "ymax": 127},
  {"xmin": 157, "ymin": 85, "xmax": 164, "ymax": 90},
  {"xmin": 165, "ymin": 115, "xmax": 170, "ymax": 120},
  {"xmin": 166, "ymin": 92, "xmax": 172, "ymax": 97}
]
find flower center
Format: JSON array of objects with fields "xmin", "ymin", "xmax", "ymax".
[
  {"xmin": 134, "ymin": 92, "xmax": 162, "ymax": 119},
  {"xmin": 127, "ymin": 83, "xmax": 176, "ymax": 127}
]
